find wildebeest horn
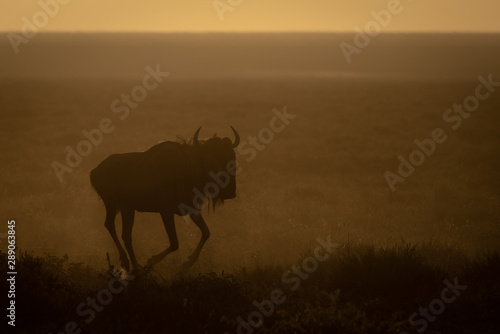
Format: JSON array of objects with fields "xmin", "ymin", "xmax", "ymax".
[
  {"xmin": 230, "ymin": 126, "xmax": 240, "ymax": 148},
  {"xmin": 193, "ymin": 127, "xmax": 202, "ymax": 145}
]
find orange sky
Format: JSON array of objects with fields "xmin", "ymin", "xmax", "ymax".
[{"xmin": 1, "ymin": 0, "xmax": 499, "ymax": 32}]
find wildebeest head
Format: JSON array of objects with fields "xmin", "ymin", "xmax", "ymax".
[{"xmin": 192, "ymin": 126, "xmax": 240, "ymax": 203}]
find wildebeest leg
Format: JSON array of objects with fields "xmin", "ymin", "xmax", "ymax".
[
  {"xmin": 121, "ymin": 209, "xmax": 139, "ymax": 271},
  {"xmin": 182, "ymin": 214, "xmax": 211, "ymax": 270},
  {"xmin": 104, "ymin": 206, "xmax": 129, "ymax": 271},
  {"xmin": 147, "ymin": 212, "xmax": 179, "ymax": 267}
]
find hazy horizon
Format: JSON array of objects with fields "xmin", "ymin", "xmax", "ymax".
[{"xmin": 2, "ymin": 33, "xmax": 499, "ymax": 81}]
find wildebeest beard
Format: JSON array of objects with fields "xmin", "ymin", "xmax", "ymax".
[{"xmin": 178, "ymin": 134, "xmax": 238, "ymax": 212}]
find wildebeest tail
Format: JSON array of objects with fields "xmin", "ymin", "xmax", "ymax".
[{"xmin": 90, "ymin": 167, "xmax": 102, "ymax": 198}]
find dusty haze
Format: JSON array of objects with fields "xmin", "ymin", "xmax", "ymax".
[{"xmin": 1, "ymin": 33, "xmax": 500, "ymax": 272}]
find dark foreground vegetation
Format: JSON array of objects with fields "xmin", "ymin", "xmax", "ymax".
[{"xmin": 3, "ymin": 243, "xmax": 500, "ymax": 334}]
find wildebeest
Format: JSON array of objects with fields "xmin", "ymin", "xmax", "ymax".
[{"xmin": 90, "ymin": 127, "xmax": 240, "ymax": 272}]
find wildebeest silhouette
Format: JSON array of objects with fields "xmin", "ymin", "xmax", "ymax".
[{"xmin": 90, "ymin": 127, "xmax": 240, "ymax": 271}]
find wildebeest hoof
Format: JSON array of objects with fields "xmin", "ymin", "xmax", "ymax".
[
  {"xmin": 147, "ymin": 254, "xmax": 162, "ymax": 267},
  {"xmin": 121, "ymin": 259, "xmax": 130, "ymax": 272},
  {"xmin": 181, "ymin": 258, "xmax": 196, "ymax": 272},
  {"xmin": 131, "ymin": 265, "xmax": 147, "ymax": 275}
]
